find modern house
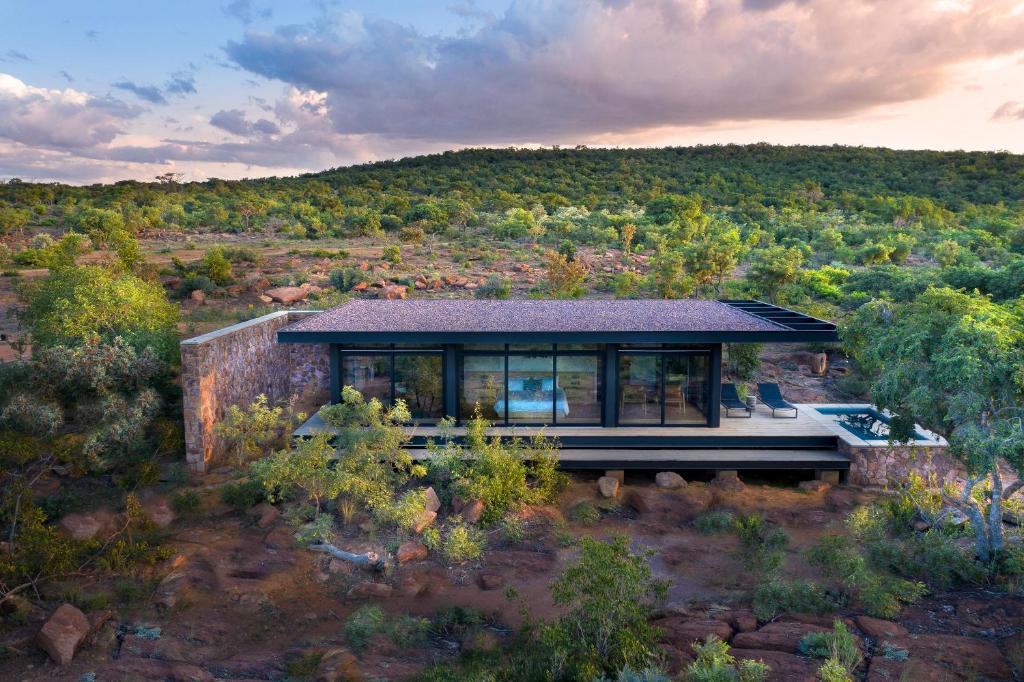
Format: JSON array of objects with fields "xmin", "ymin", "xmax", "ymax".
[
  {"xmin": 275, "ymin": 299, "xmax": 853, "ymax": 475},
  {"xmin": 181, "ymin": 298, "xmax": 952, "ymax": 485}
]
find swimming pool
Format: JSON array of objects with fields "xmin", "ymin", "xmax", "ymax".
[{"xmin": 814, "ymin": 406, "xmax": 927, "ymax": 441}]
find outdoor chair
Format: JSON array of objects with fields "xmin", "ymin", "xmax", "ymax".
[
  {"xmin": 720, "ymin": 383, "xmax": 752, "ymax": 418},
  {"xmin": 757, "ymin": 383, "xmax": 799, "ymax": 418}
]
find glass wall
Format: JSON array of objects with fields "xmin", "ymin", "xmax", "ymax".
[
  {"xmin": 618, "ymin": 351, "xmax": 710, "ymax": 426},
  {"xmin": 459, "ymin": 345, "xmax": 603, "ymax": 425},
  {"xmin": 340, "ymin": 347, "xmax": 444, "ymax": 422}
]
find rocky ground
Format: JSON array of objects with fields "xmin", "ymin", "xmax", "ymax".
[{"xmin": 3, "ymin": 472, "xmax": 1022, "ymax": 681}]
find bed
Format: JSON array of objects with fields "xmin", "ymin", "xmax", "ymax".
[{"xmin": 494, "ymin": 376, "xmax": 570, "ymax": 421}]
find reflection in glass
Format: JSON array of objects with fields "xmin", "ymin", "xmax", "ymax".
[
  {"xmin": 394, "ymin": 355, "xmax": 443, "ymax": 421},
  {"xmin": 507, "ymin": 354, "xmax": 555, "ymax": 424},
  {"xmin": 342, "ymin": 355, "xmax": 392, "ymax": 404},
  {"xmin": 618, "ymin": 355, "xmax": 662, "ymax": 424},
  {"xmin": 556, "ymin": 355, "xmax": 602, "ymax": 424},
  {"xmin": 664, "ymin": 355, "xmax": 708, "ymax": 424},
  {"xmin": 461, "ymin": 355, "xmax": 504, "ymax": 421}
]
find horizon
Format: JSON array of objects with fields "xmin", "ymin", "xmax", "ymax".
[{"xmin": 2, "ymin": 0, "xmax": 1024, "ymax": 185}]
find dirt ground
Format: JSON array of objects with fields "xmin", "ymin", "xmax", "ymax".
[{"xmin": 3, "ymin": 471, "xmax": 1022, "ymax": 681}]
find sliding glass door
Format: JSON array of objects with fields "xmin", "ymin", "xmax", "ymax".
[
  {"xmin": 618, "ymin": 350, "xmax": 710, "ymax": 426},
  {"xmin": 340, "ymin": 347, "xmax": 444, "ymax": 422}
]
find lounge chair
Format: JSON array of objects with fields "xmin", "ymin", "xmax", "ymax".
[
  {"xmin": 757, "ymin": 383, "xmax": 798, "ymax": 418},
  {"xmin": 720, "ymin": 383, "xmax": 752, "ymax": 418}
]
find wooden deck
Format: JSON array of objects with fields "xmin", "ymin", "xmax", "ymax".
[{"xmin": 295, "ymin": 403, "xmax": 848, "ymax": 470}]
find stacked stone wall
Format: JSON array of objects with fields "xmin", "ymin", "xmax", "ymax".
[
  {"xmin": 180, "ymin": 311, "xmax": 329, "ymax": 473},
  {"xmin": 840, "ymin": 440, "xmax": 962, "ymax": 487}
]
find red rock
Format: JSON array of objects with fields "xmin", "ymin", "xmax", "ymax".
[
  {"xmin": 422, "ymin": 487, "xmax": 442, "ymax": 513},
  {"xmin": 656, "ymin": 472, "xmax": 687, "ymax": 489},
  {"xmin": 866, "ymin": 656, "xmax": 958, "ymax": 682},
  {"xmin": 190, "ymin": 289, "xmax": 206, "ymax": 303},
  {"xmin": 226, "ymin": 284, "xmax": 245, "ymax": 297},
  {"xmin": 378, "ymin": 284, "xmax": 408, "ymax": 300},
  {"xmin": 904, "ymin": 633, "xmax": 1012, "ymax": 680},
  {"xmin": 597, "ymin": 476, "xmax": 620, "ymax": 498},
  {"xmin": 798, "ymin": 479, "xmax": 831, "ymax": 493},
  {"xmin": 655, "ymin": 617, "xmax": 734, "ymax": 650},
  {"xmin": 316, "ymin": 647, "xmax": 363, "ymax": 681},
  {"xmin": 248, "ymin": 276, "xmax": 270, "ymax": 293},
  {"xmin": 732, "ymin": 621, "xmax": 829, "ymax": 654},
  {"xmin": 258, "ymin": 294, "xmax": 273, "ymax": 304},
  {"xmin": 398, "ymin": 572, "xmax": 429, "ymax": 597},
  {"xmin": 263, "ymin": 525, "xmax": 294, "ymax": 549},
  {"xmin": 351, "ymin": 281, "xmax": 368, "ymax": 292},
  {"xmin": 855, "ymin": 615, "xmax": 907, "ymax": 639},
  {"xmin": 730, "ymin": 611, "xmax": 759, "ymax": 633},
  {"xmin": 461, "ymin": 499, "xmax": 485, "ymax": 524},
  {"xmin": 477, "ymin": 573, "xmax": 505, "ymax": 590},
  {"xmin": 36, "ymin": 604, "xmax": 90, "ymax": 665},
  {"xmin": 396, "ymin": 541, "xmax": 428, "ymax": 564},
  {"xmin": 732, "ymin": 649, "xmax": 819, "ymax": 682},
  {"xmin": 349, "ymin": 582, "xmax": 393, "ymax": 599},
  {"xmin": 358, "ymin": 261, "xmax": 370, "ymax": 271},
  {"xmin": 414, "ymin": 280, "xmax": 426, "ymax": 289},
  {"xmin": 411, "ymin": 509, "xmax": 437, "ymax": 534},
  {"xmin": 57, "ymin": 509, "xmax": 120, "ymax": 541},
  {"xmin": 265, "ymin": 286, "xmax": 309, "ymax": 304},
  {"xmin": 140, "ymin": 495, "xmax": 176, "ymax": 528},
  {"xmin": 251, "ymin": 503, "xmax": 279, "ymax": 528},
  {"xmin": 710, "ymin": 475, "xmax": 745, "ymax": 493}
]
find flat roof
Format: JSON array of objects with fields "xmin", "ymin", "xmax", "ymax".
[{"xmin": 277, "ymin": 299, "xmax": 838, "ymax": 344}]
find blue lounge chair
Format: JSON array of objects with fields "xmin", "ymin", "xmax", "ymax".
[
  {"xmin": 721, "ymin": 383, "xmax": 752, "ymax": 418},
  {"xmin": 757, "ymin": 383, "xmax": 798, "ymax": 418}
]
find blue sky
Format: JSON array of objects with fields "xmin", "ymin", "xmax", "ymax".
[{"xmin": 1, "ymin": 0, "xmax": 1023, "ymax": 184}]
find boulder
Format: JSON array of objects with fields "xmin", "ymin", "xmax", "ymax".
[
  {"xmin": 597, "ymin": 476, "xmax": 620, "ymax": 498},
  {"xmin": 265, "ymin": 286, "xmax": 309, "ymax": 304},
  {"xmin": 258, "ymin": 294, "xmax": 273, "ymax": 304},
  {"xmin": 798, "ymin": 479, "xmax": 831, "ymax": 493},
  {"xmin": 351, "ymin": 281, "xmax": 369, "ymax": 292},
  {"xmin": 732, "ymin": 649, "xmax": 819, "ymax": 682},
  {"xmin": 903, "ymin": 633, "xmax": 1012, "ymax": 680},
  {"xmin": 140, "ymin": 495, "xmax": 176, "ymax": 528},
  {"xmin": 315, "ymin": 647, "xmax": 363, "ymax": 682},
  {"xmin": 422, "ymin": 487, "xmax": 442, "ymax": 513},
  {"xmin": 251, "ymin": 503, "xmax": 279, "ymax": 529},
  {"xmin": 810, "ymin": 353, "xmax": 828, "ymax": 376},
  {"xmin": 460, "ymin": 499, "xmax": 485, "ymax": 524},
  {"xmin": 36, "ymin": 604, "xmax": 90, "ymax": 665},
  {"xmin": 710, "ymin": 474, "xmax": 745, "ymax": 493},
  {"xmin": 731, "ymin": 621, "xmax": 829, "ymax": 654},
  {"xmin": 349, "ymin": 582, "xmax": 393, "ymax": 599},
  {"xmin": 855, "ymin": 615, "xmax": 907, "ymax": 639},
  {"xmin": 378, "ymin": 284, "xmax": 408, "ymax": 300},
  {"xmin": 656, "ymin": 472, "xmax": 687, "ymax": 489},
  {"xmin": 656, "ymin": 617, "xmax": 734, "ymax": 650},
  {"xmin": 411, "ymin": 510, "xmax": 437, "ymax": 534},
  {"xmin": 57, "ymin": 509, "xmax": 120, "ymax": 541},
  {"xmin": 396, "ymin": 541, "xmax": 428, "ymax": 564},
  {"xmin": 189, "ymin": 289, "xmax": 206, "ymax": 303},
  {"xmin": 729, "ymin": 611, "xmax": 759, "ymax": 634}
]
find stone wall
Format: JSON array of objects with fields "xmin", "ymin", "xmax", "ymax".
[
  {"xmin": 840, "ymin": 440, "xmax": 962, "ymax": 487},
  {"xmin": 180, "ymin": 311, "xmax": 330, "ymax": 474}
]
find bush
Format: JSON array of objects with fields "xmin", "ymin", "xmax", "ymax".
[
  {"xmin": 199, "ymin": 247, "xmax": 233, "ymax": 285},
  {"xmin": 220, "ymin": 480, "xmax": 265, "ymax": 511},
  {"xmin": 725, "ymin": 344, "xmax": 763, "ymax": 381},
  {"xmin": 570, "ymin": 500, "xmax": 601, "ymax": 525},
  {"xmin": 441, "ymin": 521, "xmax": 485, "ymax": 563},
  {"xmin": 389, "ymin": 614, "xmax": 431, "ymax": 647},
  {"xmin": 399, "ymin": 226, "xmax": 426, "ymax": 244},
  {"xmin": 734, "ymin": 515, "xmax": 788, "ymax": 573},
  {"xmin": 170, "ymin": 490, "xmax": 201, "ymax": 516},
  {"xmin": 695, "ymin": 510, "xmax": 735, "ymax": 535},
  {"xmin": 684, "ymin": 636, "xmax": 770, "ymax": 682},
  {"xmin": 382, "ymin": 244, "xmax": 402, "ymax": 264},
  {"xmin": 752, "ymin": 579, "xmax": 838, "ymax": 621},
  {"xmin": 475, "ymin": 274, "xmax": 512, "ymax": 299},
  {"xmin": 345, "ymin": 605, "xmax": 386, "ymax": 650},
  {"xmin": 799, "ymin": 620, "xmax": 862, "ymax": 674},
  {"xmin": 329, "ymin": 266, "xmax": 366, "ymax": 291}
]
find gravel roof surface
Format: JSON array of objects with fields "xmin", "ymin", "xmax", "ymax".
[{"xmin": 281, "ymin": 299, "xmax": 785, "ymax": 334}]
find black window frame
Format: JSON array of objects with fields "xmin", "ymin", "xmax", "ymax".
[
  {"xmin": 338, "ymin": 344, "xmax": 445, "ymax": 423},
  {"xmin": 616, "ymin": 348, "xmax": 712, "ymax": 427}
]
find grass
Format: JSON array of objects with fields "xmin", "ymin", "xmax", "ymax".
[{"xmin": 694, "ymin": 510, "xmax": 736, "ymax": 535}]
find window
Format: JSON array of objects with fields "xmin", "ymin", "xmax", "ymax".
[
  {"xmin": 340, "ymin": 347, "xmax": 444, "ymax": 423},
  {"xmin": 458, "ymin": 344, "xmax": 603, "ymax": 425},
  {"xmin": 618, "ymin": 351, "xmax": 710, "ymax": 426}
]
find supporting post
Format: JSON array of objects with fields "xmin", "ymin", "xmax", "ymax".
[
  {"xmin": 815, "ymin": 470, "xmax": 841, "ymax": 485},
  {"xmin": 444, "ymin": 344, "xmax": 458, "ymax": 421},
  {"xmin": 329, "ymin": 344, "xmax": 341, "ymax": 404},
  {"xmin": 708, "ymin": 344, "xmax": 723, "ymax": 427},
  {"xmin": 603, "ymin": 343, "xmax": 618, "ymax": 427}
]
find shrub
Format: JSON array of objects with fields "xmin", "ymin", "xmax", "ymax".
[
  {"xmin": 475, "ymin": 274, "xmax": 512, "ymax": 299},
  {"xmin": 170, "ymin": 490, "xmax": 201, "ymax": 516},
  {"xmin": 214, "ymin": 394, "xmax": 304, "ymax": 466},
  {"xmin": 441, "ymin": 522, "xmax": 485, "ymax": 563},
  {"xmin": 597, "ymin": 666, "xmax": 671, "ymax": 682},
  {"xmin": 399, "ymin": 226, "xmax": 426, "ymax": 244},
  {"xmin": 329, "ymin": 266, "xmax": 366, "ymax": 291},
  {"xmin": 389, "ymin": 614, "xmax": 431, "ymax": 647},
  {"xmin": 382, "ymin": 244, "xmax": 402, "ymax": 264},
  {"xmin": 752, "ymin": 579, "xmax": 838, "ymax": 621},
  {"xmin": 734, "ymin": 515, "xmax": 788, "ymax": 573},
  {"xmin": 799, "ymin": 620, "xmax": 862, "ymax": 674},
  {"xmin": 199, "ymin": 247, "xmax": 233, "ymax": 285},
  {"xmin": 695, "ymin": 510, "xmax": 735, "ymax": 535},
  {"xmin": 501, "ymin": 514, "xmax": 528, "ymax": 544},
  {"xmin": 345, "ymin": 605, "xmax": 386, "ymax": 650},
  {"xmin": 725, "ymin": 344, "xmax": 763, "ymax": 381},
  {"xmin": 684, "ymin": 636, "xmax": 770, "ymax": 682},
  {"xmin": 220, "ymin": 480, "xmax": 265, "ymax": 511},
  {"xmin": 570, "ymin": 500, "xmax": 601, "ymax": 525},
  {"xmin": 816, "ymin": 658, "xmax": 852, "ymax": 682}
]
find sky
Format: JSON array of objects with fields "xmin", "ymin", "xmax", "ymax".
[{"xmin": 1, "ymin": 0, "xmax": 1023, "ymax": 185}]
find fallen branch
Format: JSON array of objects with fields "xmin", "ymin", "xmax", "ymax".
[{"xmin": 309, "ymin": 543, "xmax": 385, "ymax": 570}]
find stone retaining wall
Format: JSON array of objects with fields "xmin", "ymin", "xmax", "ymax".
[
  {"xmin": 840, "ymin": 440, "xmax": 962, "ymax": 487},
  {"xmin": 180, "ymin": 311, "xmax": 330, "ymax": 474}
]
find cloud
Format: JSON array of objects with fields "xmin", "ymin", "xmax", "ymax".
[
  {"xmin": 165, "ymin": 71, "xmax": 197, "ymax": 95},
  {"xmin": 0, "ymin": 73, "xmax": 141, "ymax": 150},
  {"xmin": 85, "ymin": 29, "xmax": 99, "ymax": 40},
  {"xmin": 223, "ymin": 0, "xmax": 272, "ymax": 25},
  {"xmin": 58, "ymin": 70, "xmax": 75, "ymax": 83},
  {"xmin": 114, "ymin": 80, "xmax": 168, "ymax": 105},
  {"xmin": 225, "ymin": 0, "xmax": 1024, "ymax": 142},
  {"xmin": 210, "ymin": 108, "xmax": 281, "ymax": 136},
  {"xmin": 993, "ymin": 101, "xmax": 1024, "ymax": 120},
  {"xmin": 4, "ymin": 50, "xmax": 30, "ymax": 62}
]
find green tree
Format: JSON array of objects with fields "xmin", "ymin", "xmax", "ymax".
[
  {"xmin": 543, "ymin": 251, "xmax": 589, "ymax": 299},
  {"xmin": 0, "ymin": 205, "xmax": 32, "ymax": 238},
  {"xmin": 215, "ymin": 394, "xmax": 304, "ymax": 466},
  {"xmin": 17, "ymin": 261, "xmax": 180, "ymax": 362},
  {"xmin": 844, "ymin": 287, "xmax": 1024, "ymax": 562},
  {"xmin": 747, "ymin": 245, "xmax": 805, "ymax": 302},
  {"xmin": 648, "ymin": 245, "xmax": 693, "ymax": 299},
  {"xmin": 542, "ymin": 535, "xmax": 668, "ymax": 679}
]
